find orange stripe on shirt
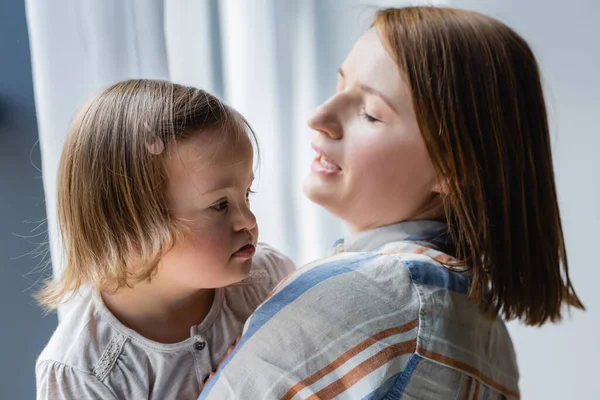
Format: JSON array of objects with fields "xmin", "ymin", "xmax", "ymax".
[
  {"xmin": 280, "ymin": 320, "xmax": 418, "ymax": 400},
  {"xmin": 304, "ymin": 338, "xmax": 417, "ymax": 400},
  {"xmin": 463, "ymin": 376, "xmax": 473, "ymax": 400},
  {"xmin": 379, "ymin": 248, "xmax": 429, "ymax": 256},
  {"xmin": 417, "ymin": 347, "xmax": 519, "ymax": 399},
  {"xmin": 377, "ymin": 250, "xmax": 457, "ymax": 266},
  {"xmin": 473, "ymin": 380, "xmax": 480, "ymax": 399},
  {"xmin": 433, "ymin": 253, "xmax": 454, "ymax": 264}
]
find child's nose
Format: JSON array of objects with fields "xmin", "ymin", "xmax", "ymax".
[{"xmin": 234, "ymin": 204, "xmax": 257, "ymax": 232}]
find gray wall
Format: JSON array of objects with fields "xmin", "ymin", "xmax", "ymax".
[{"xmin": 0, "ymin": 0, "xmax": 58, "ymax": 398}]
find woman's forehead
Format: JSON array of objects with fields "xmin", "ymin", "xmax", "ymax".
[{"xmin": 341, "ymin": 29, "xmax": 413, "ymax": 115}]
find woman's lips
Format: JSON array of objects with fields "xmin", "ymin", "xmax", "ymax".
[
  {"xmin": 318, "ymin": 156, "xmax": 341, "ymax": 170},
  {"xmin": 311, "ymin": 154, "xmax": 342, "ymax": 176},
  {"xmin": 311, "ymin": 144, "xmax": 342, "ymax": 175}
]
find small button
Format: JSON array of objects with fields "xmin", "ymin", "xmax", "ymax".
[{"xmin": 194, "ymin": 341, "xmax": 206, "ymax": 351}]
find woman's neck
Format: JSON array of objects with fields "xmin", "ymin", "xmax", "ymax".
[
  {"xmin": 347, "ymin": 200, "xmax": 445, "ymax": 234},
  {"xmin": 101, "ymin": 280, "xmax": 215, "ymax": 344}
]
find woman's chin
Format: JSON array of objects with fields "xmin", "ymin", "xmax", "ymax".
[{"xmin": 303, "ymin": 175, "xmax": 336, "ymax": 207}]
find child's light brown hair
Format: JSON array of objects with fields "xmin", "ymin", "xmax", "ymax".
[
  {"xmin": 373, "ymin": 6, "xmax": 584, "ymax": 325},
  {"xmin": 39, "ymin": 79, "xmax": 254, "ymax": 310}
]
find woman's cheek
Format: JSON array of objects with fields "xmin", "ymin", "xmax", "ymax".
[{"xmin": 355, "ymin": 142, "xmax": 398, "ymax": 176}]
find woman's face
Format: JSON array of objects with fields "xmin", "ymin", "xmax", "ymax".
[{"xmin": 303, "ymin": 29, "xmax": 442, "ymax": 233}]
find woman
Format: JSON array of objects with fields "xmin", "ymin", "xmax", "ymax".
[{"xmin": 200, "ymin": 6, "xmax": 583, "ymax": 399}]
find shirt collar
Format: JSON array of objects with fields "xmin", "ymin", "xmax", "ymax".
[{"xmin": 333, "ymin": 220, "xmax": 449, "ymax": 254}]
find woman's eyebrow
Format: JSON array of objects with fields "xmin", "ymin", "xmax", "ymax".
[{"xmin": 338, "ymin": 67, "xmax": 398, "ymax": 114}]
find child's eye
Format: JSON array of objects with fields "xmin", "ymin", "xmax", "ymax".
[
  {"xmin": 246, "ymin": 190, "xmax": 256, "ymax": 203},
  {"xmin": 360, "ymin": 108, "xmax": 380, "ymax": 123},
  {"xmin": 210, "ymin": 200, "xmax": 228, "ymax": 212}
]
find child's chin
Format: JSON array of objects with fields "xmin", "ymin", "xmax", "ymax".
[{"xmin": 230, "ymin": 257, "xmax": 253, "ymax": 277}]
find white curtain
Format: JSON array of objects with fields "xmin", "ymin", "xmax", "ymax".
[
  {"xmin": 26, "ymin": 0, "xmax": 369, "ymax": 292},
  {"xmin": 25, "ymin": 0, "xmax": 443, "ymax": 307},
  {"xmin": 25, "ymin": 0, "xmax": 170, "ymax": 314}
]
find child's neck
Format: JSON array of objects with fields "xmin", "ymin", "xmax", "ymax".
[{"xmin": 102, "ymin": 281, "xmax": 215, "ymax": 344}]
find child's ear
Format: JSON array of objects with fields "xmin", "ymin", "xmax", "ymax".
[{"xmin": 146, "ymin": 137, "xmax": 165, "ymax": 155}]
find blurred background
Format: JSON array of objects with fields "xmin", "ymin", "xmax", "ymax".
[{"xmin": 1, "ymin": 0, "xmax": 598, "ymax": 398}]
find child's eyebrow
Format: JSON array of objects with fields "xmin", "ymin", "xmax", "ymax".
[{"xmin": 202, "ymin": 173, "xmax": 255, "ymax": 195}]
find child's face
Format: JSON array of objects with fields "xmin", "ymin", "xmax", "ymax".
[{"xmin": 158, "ymin": 131, "xmax": 258, "ymax": 289}]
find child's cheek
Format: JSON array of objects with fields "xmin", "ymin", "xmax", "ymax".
[{"xmin": 189, "ymin": 220, "xmax": 232, "ymax": 249}]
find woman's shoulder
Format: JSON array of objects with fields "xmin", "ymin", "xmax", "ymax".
[
  {"xmin": 378, "ymin": 252, "xmax": 519, "ymax": 397},
  {"xmin": 217, "ymin": 250, "xmax": 518, "ymax": 399},
  {"xmin": 200, "ymin": 251, "xmax": 423, "ymax": 399},
  {"xmin": 263, "ymin": 250, "xmax": 426, "ymax": 313},
  {"xmin": 279, "ymin": 250, "xmax": 441, "ymax": 287}
]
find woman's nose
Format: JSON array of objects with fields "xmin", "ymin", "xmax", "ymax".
[{"xmin": 307, "ymin": 98, "xmax": 343, "ymax": 140}]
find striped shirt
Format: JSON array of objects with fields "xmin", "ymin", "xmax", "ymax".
[{"xmin": 199, "ymin": 220, "xmax": 520, "ymax": 399}]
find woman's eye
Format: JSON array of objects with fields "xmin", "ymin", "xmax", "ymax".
[
  {"xmin": 246, "ymin": 190, "xmax": 256, "ymax": 203},
  {"xmin": 361, "ymin": 108, "xmax": 380, "ymax": 123},
  {"xmin": 210, "ymin": 201, "xmax": 228, "ymax": 212}
]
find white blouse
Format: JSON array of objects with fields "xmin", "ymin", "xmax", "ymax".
[{"xmin": 36, "ymin": 244, "xmax": 295, "ymax": 400}]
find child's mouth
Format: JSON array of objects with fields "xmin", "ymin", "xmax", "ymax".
[{"xmin": 232, "ymin": 244, "xmax": 256, "ymax": 258}]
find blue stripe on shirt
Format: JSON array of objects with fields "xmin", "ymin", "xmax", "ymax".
[
  {"xmin": 402, "ymin": 259, "xmax": 471, "ymax": 295},
  {"xmin": 362, "ymin": 354, "xmax": 422, "ymax": 400},
  {"xmin": 200, "ymin": 252, "xmax": 380, "ymax": 398},
  {"xmin": 405, "ymin": 228, "xmax": 449, "ymax": 242}
]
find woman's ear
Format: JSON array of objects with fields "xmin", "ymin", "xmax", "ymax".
[{"xmin": 432, "ymin": 179, "xmax": 449, "ymax": 196}]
